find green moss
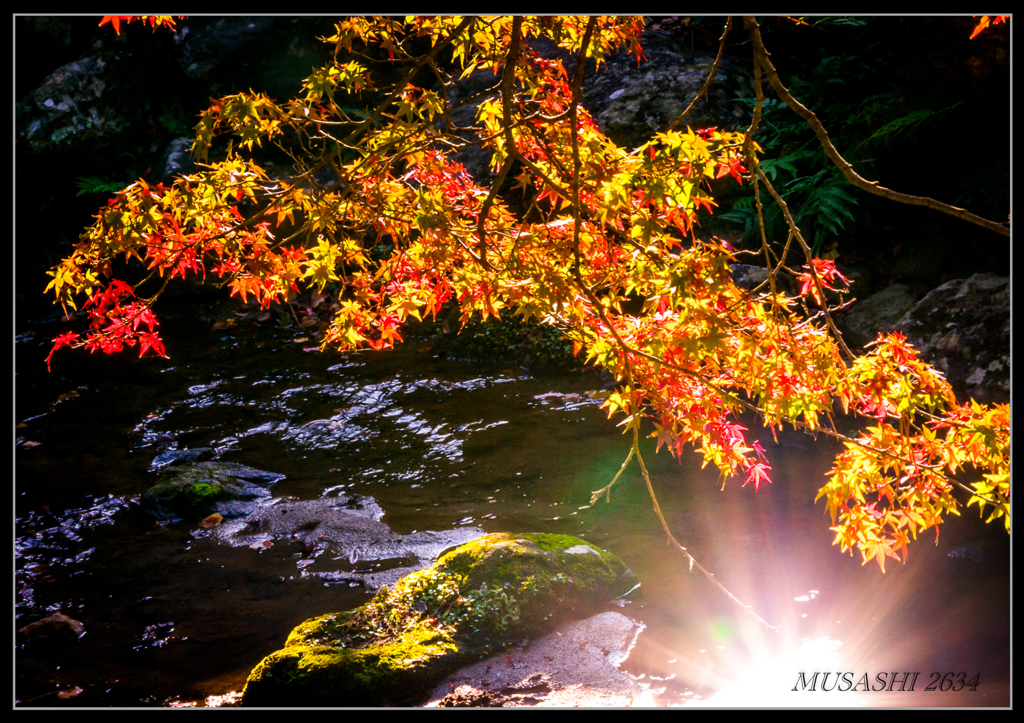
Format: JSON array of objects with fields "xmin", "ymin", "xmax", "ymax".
[
  {"xmin": 241, "ymin": 532, "xmax": 637, "ymax": 706},
  {"xmin": 244, "ymin": 620, "xmax": 466, "ymax": 706},
  {"xmin": 144, "ymin": 480, "xmax": 226, "ymax": 509}
]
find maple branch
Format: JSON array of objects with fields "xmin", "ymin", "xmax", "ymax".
[
  {"xmin": 475, "ymin": 16, "xmax": 524, "ymax": 271},
  {"xmin": 633, "ymin": 434, "xmax": 779, "ymax": 630},
  {"xmin": 561, "ymin": 17, "xmax": 777, "ymax": 631},
  {"xmin": 590, "ymin": 445, "xmax": 634, "ymax": 504},
  {"xmin": 666, "ymin": 16, "xmax": 733, "ymax": 133},
  {"xmin": 753, "ymin": 165, "xmax": 856, "ymax": 363},
  {"xmin": 742, "ymin": 16, "xmax": 1010, "ymax": 238},
  {"xmin": 344, "ymin": 16, "xmax": 477, "ymax": 146}
]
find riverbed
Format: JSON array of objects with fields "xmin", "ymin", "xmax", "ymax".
[{"xmin": 15, "ymin": 300, "xmax": 1010, "ymax": 707}]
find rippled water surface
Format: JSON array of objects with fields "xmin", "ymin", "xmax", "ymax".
[{"xmin": 16, "ymin": 310, "xmax": 1010, "ymax": 707}]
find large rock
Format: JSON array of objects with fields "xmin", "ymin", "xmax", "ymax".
[
  {"xmin": 891, "ymin": 273, "xmax": 1009, "ymax": 404},
  {"xmin": 583, "ymin": 46, "xmax": 750, "ymax": 150},
  {"xmin": 16, "ymin": 55, "xmax": 137, "ymax": 155},
  {"xmin": 240, "ymin": 533, "xmax": 638, "ymax": 707}
]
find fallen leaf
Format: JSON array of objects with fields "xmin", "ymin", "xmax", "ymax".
[
  {"xmin": 256, "ymin": 311, "xmax": 272, "ymax": 323},
  {"xmin": 22, "ymin": 440, "xmax": 41, "ymax": 448},
  {"xmin": 58, "ymin": 687, "xmax": 83, "ymax": 699},
  {"xmin": 212, "ymin": 319, "xmax": 236, "ymax": 330},
  {"xmin": 200, "ymin": 513, "xmax": 224, "ymax": 528},
  {"xmin": 250, "ymin": 540, "xmax": 273, "ymax": 550},
  {"xmin": 292, "ymin": 337, "xmax": 309, "ymax": 343}
]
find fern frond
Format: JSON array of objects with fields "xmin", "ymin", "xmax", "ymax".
[
  {"xmin": 76, "ymin": 176, "xmax": 128, "ymax": 197},
  {"xmin": 860, "ymin": 100, "xmax": 963, "ymax": 150}
]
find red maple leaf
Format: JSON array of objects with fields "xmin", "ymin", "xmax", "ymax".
[{"xmin": 743, "ymin": 461, "xmax": 773, "ymax": 491}]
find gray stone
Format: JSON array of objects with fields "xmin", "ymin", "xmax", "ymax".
[
  {"xmin": 585, "ymin": 48, "xmax": 750, "ymax": 149},
  {"xmin": 729, "ymin": 264, "xmax": 770, "ymax": 291},
  {"xmin": 836, "ymin": 283, "xmax": 918, "ymax": 349},
  {"xmin": 891, "ymin": 273, "xmax": 1009, "ymax": 404},
  {"xmin": 150, "ymin": 446, "xmax": 216, "ymax": 470},
  {"xmin": 209, "ymin": 494, "xmax": 485, "ymax": 588},
  {"xmin": 16, "ymin": 56, "xmax": 134, "ymax": 155},
  {"xmin": 424, "ymin": 612, "xmax": 646, "ymax": 707},
  {"xmin": 157, "ymin": 136, "xmax": 197, "ymax": 183}
]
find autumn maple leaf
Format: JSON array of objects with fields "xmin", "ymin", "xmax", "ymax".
[
  {"xmin": 969, "ymin": 15, "xmax": 1008, "ymax": 40},
  {"xmin": 743, "ymin": 461, "xmax": 773, "ymax": 491},
  {"xmin": 862, "ymin": 538, "xmax": 899, "ymax": 573},
  {"xmin": 45, "ymin": 331, "xmax": 80, "ymax": 371}
]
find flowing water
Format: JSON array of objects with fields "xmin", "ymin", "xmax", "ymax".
[{"xmin": 15, "ymin": 305, "xmax": 1010, "ymax": 707}]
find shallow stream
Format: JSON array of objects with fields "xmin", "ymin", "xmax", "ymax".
[{"xmin": 15, "ymin": 303, "xmax": 1010, "ymax": 707}]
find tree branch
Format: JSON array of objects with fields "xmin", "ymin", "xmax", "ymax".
[{"xmin": 742, "ymin": 16, "xmax": 1009, "ymax": 238}]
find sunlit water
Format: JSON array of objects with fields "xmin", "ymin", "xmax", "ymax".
[{"xmin": 15, "ymin": 309, "xmax": 1010, "ymax": 707}]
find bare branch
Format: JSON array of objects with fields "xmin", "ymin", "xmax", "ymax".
[{"xmin": 742, "ymin": 16, "xmax": 1009, "ymax": 238}]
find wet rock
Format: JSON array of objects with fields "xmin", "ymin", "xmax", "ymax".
[
  {"xmin": 425, "ymin": 612, "xmax": 645, "ymax": 707},
  {"xmin": 729, "ymin": 264, "xmax": 771, "ymax": 292},
  {"xmin": 16, "ymin": 55, "xmax": 136, "ymax": 155},
  {"xmin": 141, "ymin": 460, "xmax": 284, "ymax": 520},
  {"xmin": 891, "ymin": 273, "xmax": 1009, "ymax": 404},
  {"xmin": 19, "ymin": 612, "xmax": 86, "ymax": 643},
  {"xmin": 835, "ymin": 283, "xmax": 918, "ymax": 349},
  {"xmin": 240, "ymin": 533, "xmax": 638, "ymax": 707},
  {"xmin": 157, "ymin": 136, "xmax": 196, "ymax": 183},
  {"xmin": 584, "ymin": 44, "xmax": 750, "ymax": 150},
  {"xmin": 210, "ymin": 494, "xmax": 484, "ymax": 586},
  {"xmin": 948, "ymin": 539, "xmax": 993, "ymax": 563},
  {"xmin": 150, "ymin": 447, "xmax": 217, "ymax": 470},
  {"xmin": 947, "ymin": 536, "xmax": 1007, "ymax": 564}
]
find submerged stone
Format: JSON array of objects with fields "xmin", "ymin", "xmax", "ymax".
[
  {"xmin": 149, "ymin": 446, "xmax": 217, "ymax": 470},
  {"xmin": 141, "ymin": 460, "xmax": 284, "ymax": 520},
  {"xmin": 209, "ymin": 494, "xmax": 484, "ymax": 588},
  {"xmin": 240, "ymin": 532, "xmax": 638, "ymax": 707}
]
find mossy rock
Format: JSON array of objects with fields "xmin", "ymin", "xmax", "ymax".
[
  {"xmin": 141, "ymin": 461, "xmax": 284, "ymax": 520},
  {"xmin": 241, "ymin": 532, "xmax": 638, "ymax": 706}
]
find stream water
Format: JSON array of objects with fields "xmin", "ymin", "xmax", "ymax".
[{"xmin": 15, "ymin": 303, "xmax": 1010, "ymax": 707}]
